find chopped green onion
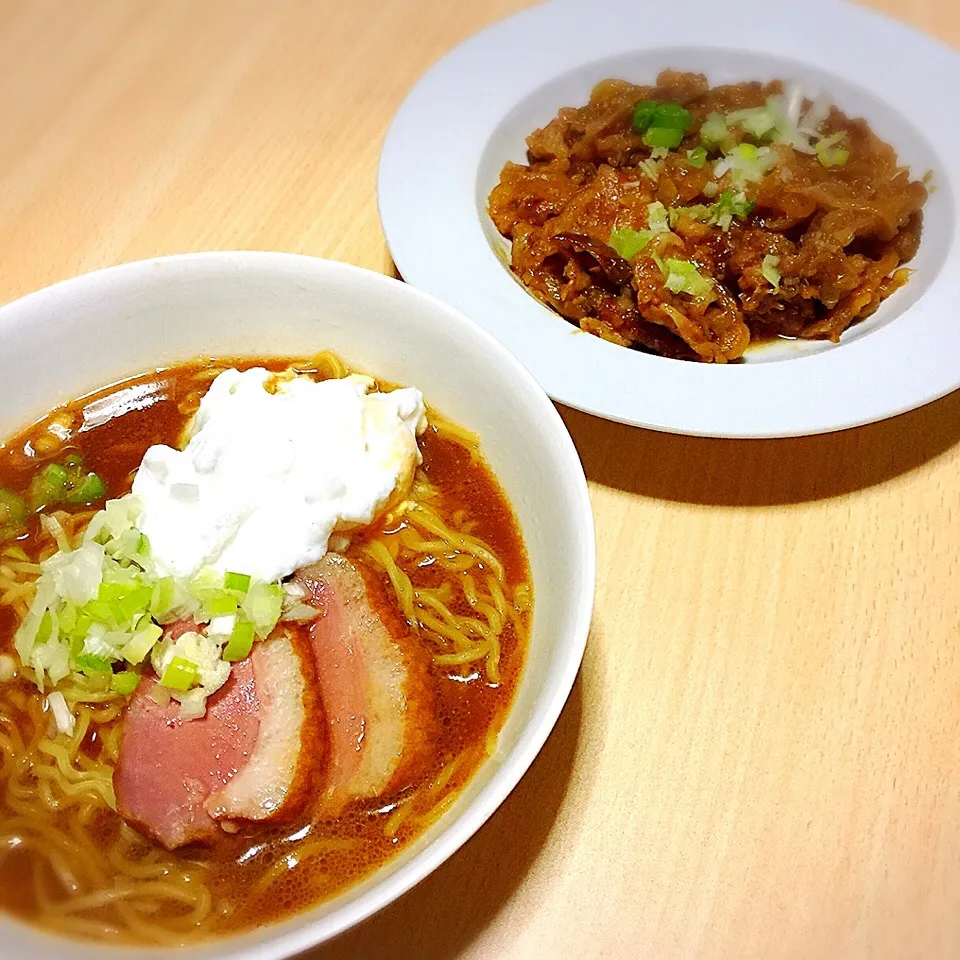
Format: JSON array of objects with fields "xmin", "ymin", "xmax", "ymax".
[
  {"xmin": 712, "ymin": 189, "xmax": 756, "ymax": 230},
  {"xmin": 82, "ymin": 598, "xmax": 117, "ymax": 625},
  {"xmin": 223, "ymin": 620, "xmax": 255, "ymax": 662},
  {"xmin": 43, "ymin": 464, "xmax": 68, "ymax": 488},
  {"xmin": 647, "ymin": 201, "xmax": 670, "ymax": 234},
  {"xmin": 663, "ymin": 259, "xmax": 715, "ymax": 300},
  {"xmin": 816, "ymin": 132, "xmax": 849, "ymax": 168},
  {"xmin": 668, "ymin": 204, "xmax": 716, "ymax": 228},
  {"xmin": 651, "ymin": 102, "xmax": 692, "ymax": 132},
  {"xmin": 160, "ymin": 656, "xmax": 199, "ymax": 692},
  {"xmin": 637, "ymin": 158, "xmax": 661, "ymax": 182},
  {"xmin": 75, "ymin": 653, "xmax": 112, "ymax": 675},
  {"xmin": 110, "ymin": 671, "xmax": 140, "ymax": 695},
  {"xmin": 761, "ymin": 254, "xmax": 782, "ymax": 291},
  {"xmin": 686, "ymin": 146, "xmax": 708, "ymax": 168},
  {"xmin": 631, "ymin": 99, "xmax": 659, "ymax": 133},
  {"xmin": 242, "ymin": 582, "xmax": 283, "ymax": 638},
  {"xmin": 699, "ymin": 112, "xmax": 734, "ymax": 152},
  {"xmin": 715, "ymin": 189, "xmax": 755, "ymax": 219},
  {"xmin": 818, "ymin": 146, "xmax": 849, "ymax": 167},
  {"xmin": 714, "ymin": 143, "xmax": 777, "ymax": 186},
  {"xmin": 609, "ymin": 227, "xmax": 654, "ymax": 260},
  {"xmin": 643, "ymin": 127, "xmax": 685, "ymax": 150},
  {"xmin": 66, "ymin": 472, "xmax": 106, "ymax": 505},
  {"xmin": 223, "ymin": 571, "xmax": 251, "ymax": 593},
  {"xmin": 150, "ymin": 577, "xmax": 177, "ymax": 619},
  {"xmin": 58, "ymin": 603, "xmax": 77, "ymax": 635},
  {"xmin": 29, "ymin": 464, "xmax": 69, "ymax": 509},
  {"xmin": 205, "ymin": 592, "xmax": 239, "ymax": 616},
  {"xmin": 67, "ymin": 613, "xmax": 93, "ymax": 645},
  {"xmin": 0, "ymin": 489, "xmax": 27, "ymax": 528},
  {"xmin": 36, "ymin": 611, "xmax": 53, "ymax": 645},
  {"xmin": 122, "ymin": 621, "xmax": 162, "ymax": 665},
  {"xmin": 727, "ymin": 104, "xmax": 780, "ymax": 141},
  {"xmin": 95, "ymin": 581, "xmax": 152, "ymax": 622},
  {"xmin": 668, "ymin": 190, "xmax": 754, "ymax": 232}
]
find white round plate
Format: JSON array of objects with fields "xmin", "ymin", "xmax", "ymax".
[{"xmin": 379, "ymin": 0, "xmax": 960, "ymax": 438}]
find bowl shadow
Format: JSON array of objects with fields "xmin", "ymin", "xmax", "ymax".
[
  {"xmin": 302, "ymin": 673, "xmax": 584, "ymax": 960},
  {"xmin": 558, "ymin": 388, "xmax": 960, "ymax": 506}
]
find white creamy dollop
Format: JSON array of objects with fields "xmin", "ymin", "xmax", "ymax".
[{"xmin": 131, "ymin": 368, "xmax": 426, "ymax": 582}]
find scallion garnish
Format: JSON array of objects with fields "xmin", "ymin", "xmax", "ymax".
[
  {"xmin": 713, "ymin": 189, "xmax": 756, "ymax": 231},
  {"xmin": 609, "ymin": 227, "xmax": 654, "ymax": 261},
  {"xmin": 631, "ymin": 100, "xmax": 659, "ymax": 133},
  {"xmin": 29, "ymin": 464, "xmax": 69, "ymax": 510},
  {"xmin": 761, "ymin": 254, "xmax": 782, "ymax": 291},
  {"xmin": 0, "ymin": 489, "xmax": 27, "ymax": 539},
  {"xmin": 75, "ymin": 653, "xmax": 112, "ymax": 675},
  {"xmin": 223, "ymin": 620, "xmax": 255, "ymax": 662},
  {"xmin": 122, "ymin": 621, "xmax": 162, "ymax": 665},
  {"xmin": 647, "ymin": 201, "xmax": 670, "ymax": 234},
  {"xmin": 110, "ymin": 671, "xmax": 141, "ymax": 695},
  {"xmin": 643, "ymin": 127, "xmax": 684, "ymax": 149},
  {"xmin": 726, "ymin": 103, "xmax": 780, "ymax": 141},
  {"xmin": 816, "ymin": 132, "xmax": 850, "ymax": 168},
  {"xmin": 663, "ymin": 259, "xmax": 716, "ymax": 300},
  {"xmin": 699, "ymin": 112, "xmax": 734, "ymax": 153},
  {"xmin": 161, "ymin": 656, "xmax": 199, "ymax": 692},
  {"xmin": 223, "ymin": 571, "xmax": 251, "ymax": 593},
  {"xmin": 14, "ymin": 492, "xmax": 286, "ymax": 720},
  {"xmin": 686, "ymin": 146, "xmax": 708, "ymax": 168},
  {"xmin": 66, "ymin": 472, "xmax": 106, "ymax": 505},
  {"xmin": 650, "ymin": 102, "xmax": 692, "ymax": 132}
]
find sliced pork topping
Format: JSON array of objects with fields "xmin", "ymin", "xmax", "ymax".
[
  {"xmin": 295, "ymin": 553, "xmax": 435, "ymax": 810},
  {"xmin": 114, "ymin": 658, "xmax": 259, "ymax": 851},
  {"xmin": 116, "ymin": 552, "xmax": 438, "ymax": 847},
  {"xmin": 206, "ymin": 631, "xmax": 324, "ymax": 824}
]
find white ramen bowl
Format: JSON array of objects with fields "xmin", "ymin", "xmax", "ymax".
[{"xmin": 0, "ymin": 252, "xmax": 595, "ymax": 959}]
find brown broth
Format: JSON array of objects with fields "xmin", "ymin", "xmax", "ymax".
[{"xmin": 0, "ymin": 357, "xmax": 531, "ymax": 942}]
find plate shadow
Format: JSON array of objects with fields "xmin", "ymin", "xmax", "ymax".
[{"xmin": 559, "ymin": 388, "xmax": 960, "ymax": 506}]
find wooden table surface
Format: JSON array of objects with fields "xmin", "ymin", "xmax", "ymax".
[{"xmin": 2, "ymin": 2, "xmax": 959, "ymax": 958}]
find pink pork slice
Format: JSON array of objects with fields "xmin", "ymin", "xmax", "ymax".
[
  {"xmin": 114, "ymin": 657, "xmax": 259, "ymax": 850},
  {"xmin": 295, "ymin": 553, "xmax": 434, "ymax": 811},
  {"xmin": 114, "ymin": 624, "xmax": 319, "ymax": 850},
  {"xmin": 205, "ymin": 631, "xmax": 323, "ymax": 825}
]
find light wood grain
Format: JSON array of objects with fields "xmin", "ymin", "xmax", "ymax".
[{"xmin": 1, "ymin": 2, "xmax": 959, "ymax": 958}]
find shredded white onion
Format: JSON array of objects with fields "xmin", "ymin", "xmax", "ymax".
[
  {"xmin": 40, "ymin": 514, "xmax": 71, "ymax": 552},
  {"xmin": 148, "ymin": 684, "xmax": 171, "ymax": 708},
  {"xmin": 782, "ymin": 83, "xmax": 805, "ymax": 126},
  {"xmin": 46, "ymin": 691, "xmax": 75, "ymax": 737},
  {"xmin": 800, "ymin": 92, "xmax": 832, "ymax": 134}
]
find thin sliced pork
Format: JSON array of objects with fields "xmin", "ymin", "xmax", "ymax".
[
  {"xmin": 114, "ymin": 657, "xmax": 259, "ymax": 850},
  {"xmin": 115, "ymin": 630, "xmax": 320, "ymax": 849},
  {"xmin": 295, "ymin": 553, "xmax": 434, "ymax": 810},
  {"xmin": 206, "ymin": 631, "xmax": 323, "ymax": 824}
]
